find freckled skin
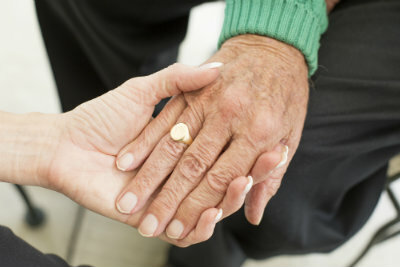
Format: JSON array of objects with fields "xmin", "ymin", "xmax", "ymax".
[
  {"xmin": 185, "ymin": 34, "xmax": 309, "ymax": 155},
  {"xmin": 117, "ymin": 0, "xmax": 340, "ymax": 238},
  {"xmin": 38, "ymin": 64, "xmax": 231, "ymax": 247},
  {"xmin": 125, "ymin": 34, "xmax": 310, "ymax": 240},
  {"xmin": 175, "ymin": 35, "xmax": 310, "ymax": 229}
]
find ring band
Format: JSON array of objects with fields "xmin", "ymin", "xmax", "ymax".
[{"xmin": 170, "ymin": 123, "xmax": 193, "ymax": 145}]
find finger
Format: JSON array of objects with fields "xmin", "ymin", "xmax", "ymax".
[
  {"xmin": 216, "ymin": 176, "xmax": 253, "ymax": 221},
  {"xmin": 159, "ymin": 175, "xmax": 252, "ymax": 247},
  {"xmin": 161, "ymin": 208, "xmax": 221, "ymax": 248},
  {"xmin": 136, "ymin": 120, "xmax": 230, "ymax": 237},
  {"xmin": 165, "ymin": 138, "xmax": 259, "ymax": 240},
  {"xmin": 116, "ymin": 95, "xmax": 186, "ymax": 171},
  {"xmin": 245, "ymin": 144, "xmax": 291, "ymax": 225},
  {"xmin": 244, "ymin": 181, "xmax": 270, "ymax": 225},
  {"xmin": 120, "ymin": 62, "xmax": 223, "ymax": 106},
  {"xmin": 250, "ymin": 144, "xmax": 287, "ymax": 184},
  {"xmin": 116, "ymin": 105, "xmax": 204, "ymax": 215}
]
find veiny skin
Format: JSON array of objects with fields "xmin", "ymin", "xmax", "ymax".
[
  {"xmin": 31, "ymin": 64, "xmax": 247, "ymax": 247},
  {"xmin": 2, "ymin": 0, "xmax": 340, "ymax": 249},
  {"xmin": 116, "ymin": 0, "xmax": 342, "ymax": 245},
  {"xmin": 117, "ymin": 34, "xmax": 309, "ymax": 241},
  {"xmin": 17, "ymin": 63, "xmax": 277, "ymax": 248}
]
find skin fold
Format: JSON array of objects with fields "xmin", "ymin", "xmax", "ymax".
[
  {"xmin": 116, "ymin": 34, "xmax": 309, "ymax": 239},
  {"xmin": 116, "ymin": 0, "xmax": 341, "ymax": 240},
  {"xmin": 0, "ymin": 64, "xmax": 279, "ymax": 247},
  {"xmin": 1, "ymin": 0, "xmax": 339, "ymax": 248}
]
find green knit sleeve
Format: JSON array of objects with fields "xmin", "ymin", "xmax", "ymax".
[{"xmin": 219, "ymin": 0, "xmax": 329, "ymax": 76}]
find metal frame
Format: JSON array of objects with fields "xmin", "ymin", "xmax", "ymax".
[
  {"xmin": 348, "ymin": 172, "xmax": 400, "ymax": 266},
  {"xmin": 14, "ymin": 185, "xmax": 45, "ymax": 227}
]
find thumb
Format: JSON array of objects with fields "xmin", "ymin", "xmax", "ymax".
[{"xmin": 120, "ymin": 62, "xmax": 223, "ymax": 106}]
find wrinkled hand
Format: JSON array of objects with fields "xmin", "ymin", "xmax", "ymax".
[
  {"xmin": 43, "ymin": 63, "xmax": 248, "ymax": 247},
  {"xmin": 116, "ymin": 34, "xmax": 309, "ymax": 239}
]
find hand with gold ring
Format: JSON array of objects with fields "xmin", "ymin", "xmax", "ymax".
[
  {"xmin": 115, "ymin": 35, "xmax": 308, "ymax": 240},
  {"xmin": 170, "ymin": 123, "xmax": 193, "ymax": 145}
]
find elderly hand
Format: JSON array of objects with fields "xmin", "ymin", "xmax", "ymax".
[{"xmin": 116, "ymin": 34, "xmax": 309, "ymax": 239}]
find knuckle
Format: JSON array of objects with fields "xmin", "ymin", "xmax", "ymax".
[
  {"xmin": 176, "ymin": 196, "xmax": 208, "ymax": 223},
  {"xmin": 120, "ymin": 78, "xmax": 154, "ymax": 104},
  {"xmin": 152, "ymin": 188, "xmax": 180, "ymax": 213},
  {"xmin": 253, "ymin": 116, "xmax": 279, "ymax": 141},
  {"xmin": 140, "ymin": 129, "xmax": 154, "ymax": 150},
  {"xmin": 184, "ymin": 105, "xmax": 203, "ymax": 127},
  {"xmin": 161, "ymin": 137, "xmax": 185, "ymax": 159},
  {"xmin": 178, "ymin": 153, "xmax": 208, "ymax": 184},
  {"xmin": 160, "ymin": 186, "xmax": 181, "ymax": 205},
  {"xmin": 186, "ymin": 193, "xmax": 208, "ymax": 211},
  {"xmin": 156, "ymin": 63, "xmax": 184, "ymax": 96},
  {"xmin": 154, "ymin": 113, "xmax": 172, "ymax": 130},
  {"xmin": 205, "ymin": 169, "xmax": 233, "ymax": 194},
  {"xmin": 168, "ymin": 63, "xmax": 183, "ymax": 77},
  {"xmin": 135, "ymin": 175, "xmax": 154, "ymax": 192},
  {"xmin": 239, "ymin": 119, "xmax": 280, "ymax": 151},
  {"xmin": 219, "ymin": 93, "xmax": 250, "ymax": 120}
]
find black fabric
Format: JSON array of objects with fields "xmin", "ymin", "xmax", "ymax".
[
  {"xmin": 35, "ymin": 0, "xmax": 212, "ymax": 113},
  {"xmin": 1, "ymin": 0, "xmax": 399, "ymax": 267},
  {"xmin": 0, "ymin": 226, "xmax": 87, "ymax": 267}
]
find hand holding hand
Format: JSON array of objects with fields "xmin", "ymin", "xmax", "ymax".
[
  {"xmin": 39, "ymin": 63, "xmax": 241, "ymax": 247},
  {"xmin": 116, "ymin": 34, "xmax": 309, "ymax": 239}
]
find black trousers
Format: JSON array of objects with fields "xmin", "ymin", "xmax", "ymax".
[{"xmin": 32, "ymin": 0, "xmax": 400, "ymax": 266}]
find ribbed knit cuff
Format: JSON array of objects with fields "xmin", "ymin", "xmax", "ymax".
[{"xmin": 219, "ymin": 0, "xmax": 329, "ymax": 76}]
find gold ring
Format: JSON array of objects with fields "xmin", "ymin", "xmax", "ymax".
[{"xmin": 170, "ymin": 123, "xmax": 193, "ymax": 145}]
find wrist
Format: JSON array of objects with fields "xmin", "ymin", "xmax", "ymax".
[
  {"xmin": 0, "ymin": 112, "xmax": 63, "ymax": 187},
  {"xmin": 219, "ymin": 0, "xmax": 328, "ymax": 75},
  {"xmin": 214, "ymin": 34, "xmax": 308, "ymax": 79},
  {"xmin": 225, "ymin": 34, "xmax": 306, "ymax": 65}
]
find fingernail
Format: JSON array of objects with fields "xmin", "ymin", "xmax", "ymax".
[
  {"xmin": 214, "ymin": 209, "xmax": 223, "ymax": 224},
  {"xmin": 243, "ymin": 176, "xmax": 254, "ymax": 196},
  {"xmin": 256, "ymin": 212, "xmax": 265, "ymax": 225},
  {"xmin": 275, "ymin": 145, "xmax": 289, "ymax": 170},
  {"xmin": 117, "ymin": 153, "xmax": 134, "ymax": 171},
  {"xmin": 200, "ymin": 62, "xmax": 224, "ymax": 69},
  {"xmin": 116, "ymin": 192, "xmax": 137, "ymax": 214},
  {"xmin": 166, "ymin": 219, "xmax": 184, "ymax": 239},
  {"xmin": 138, "ymin": 214, "xmax": 158, "ymax": 237}
]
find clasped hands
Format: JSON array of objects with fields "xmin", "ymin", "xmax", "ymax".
[{"xmin": 42, "ymin": 35, "xmax": 309, "ymax": 248}]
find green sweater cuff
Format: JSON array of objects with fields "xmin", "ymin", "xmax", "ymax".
[{"xmin": 219, "ymin": 0, "xmax": 329, "ymax": 76}]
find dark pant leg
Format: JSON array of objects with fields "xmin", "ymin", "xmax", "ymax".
[
  {"xmin": 168, "ymin": 1, "xmax": 400, "ymax": 266},
  {"xmin": 35, "ymin": 0, "xmax": 209, "ymax": 112}
]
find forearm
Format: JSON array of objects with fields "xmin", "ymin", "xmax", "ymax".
[{"xmin": 0, "ymin": 111, "xmax": 60, "ymax": 187}]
